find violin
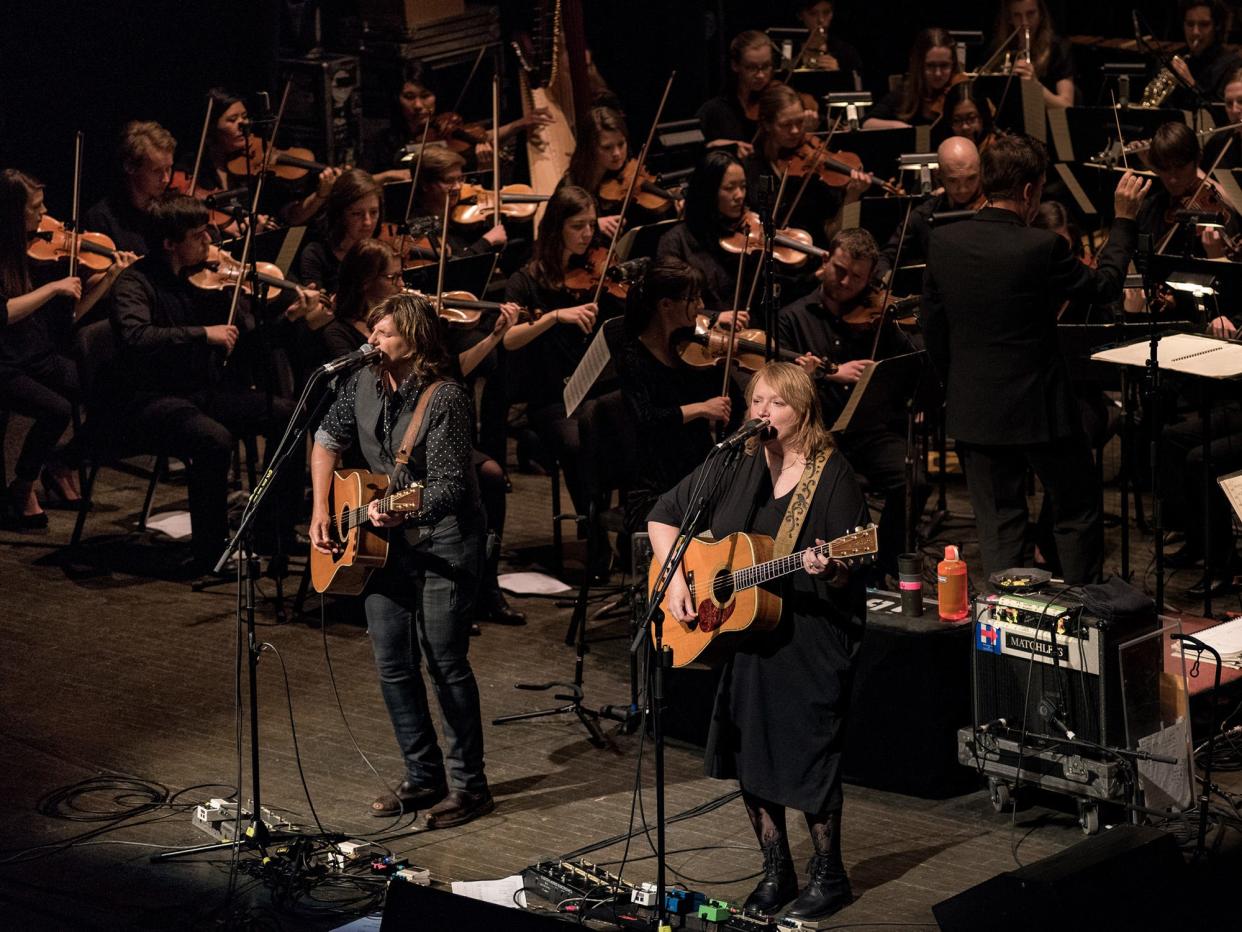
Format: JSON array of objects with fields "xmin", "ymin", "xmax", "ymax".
[
  {"xmin": 838, "ymin": 287, "xmax": 921, "ymax": 332},
  {"xmin": 1163, "ymin": 181, "xmax": 1236, "ymax": 229},
  {"xmin": 425, "ymin": 113, "xmax": 489, "ymax": 155},
  {"xmin": 563, "ymin": 246, "xmax": 635, "ymax": 301},
  {"xmin": 27, "ymin": 216, "xmax": 123, "ymax": 271},
  {"xmin": 377, "ymin": 222, "xmax": 441, "ymax": 270},
  {"xmin": 451, "ymin": 183, "xmax": 547, "ymax": 225},
  {"xmin": 786, "ymin": 136, "xmax": 905, "ymax": 196},
  {"xmin": 719, "ymin": 212, "xmax": 820, "ymax": 267},
  {"xmin": 227, "ymin": 136, "xmax": 332, "ymax": 181},
  {"xmin": 743, "ymin": 82, "xmax": 820, "ymax": 128},
  {"xmin": 406, "ymin": 289, "xmax": 542, "ymax": 327},
  {"xmin": 167, "ymin": 170, "xmax": 235, "ymax": 228},
  {"xmin": 676, "ymin": 315, "xmax": 838, "ymax": 377},
  {"xmin": 190, "ymin": 245, "xmax": 311, "ymax": 304},
  {"xmin": 597, "ymin": 160, "xmax": 679, "ymax": 214}
]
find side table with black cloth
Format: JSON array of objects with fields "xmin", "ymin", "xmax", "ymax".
[
  {"xmin": 922, "ymin": 206, "xmax": 1136, "ymax": 583},
  {"xmin": 314, "ymin": 371, "xmax": 487, "ymax": 800},
  {"xmin": 110, "ymin": 256, "xmax": 299, "ymax": 565}
]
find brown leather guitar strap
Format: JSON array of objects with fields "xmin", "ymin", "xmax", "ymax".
[
  {"xmin": 394, "ymin": 380, "xmax": 448, "ymax": 467},
  {"xmin": 772, "ymin": 447, "xmax": 834, "ymax": 558}
]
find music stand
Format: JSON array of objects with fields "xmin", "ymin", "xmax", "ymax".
[
  {"xmin": 615, "ymin": 219, "xmax": 678, "ymax": 262},
  {"xmin": 970, "ymin": 73, "xmax": 1046, "ymax": 142},
  {"xmin": 832, "ymin": 126, "xmax": 914, "ymax": 185},
  {"xmin": 404, "ymin": 252, "xmax": 497, "ymax": 297}
]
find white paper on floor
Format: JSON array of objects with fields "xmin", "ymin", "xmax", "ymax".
[
  {"xmin": 450, "ymin": 874, "xmax": 528, "ymax": 909},
  {"xmin": 144, "ymin": 511, "xmax": 193, "ymax": 540},
  {"xmin": 498, "ymin": 571, "xmax": 571, "ymax": 595}
]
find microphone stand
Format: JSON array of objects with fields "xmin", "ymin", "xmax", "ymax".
[
  {"xmin": 1170, "ymin": 632, "xmax": 1222, "ymax": 860},
  {"xmin": 1136, "ymin": 231, "xmax": 1167, "ymax": 612},
  {"xmin": 629, "ymin": 441, "xmax": 742, "ymax": 927},
  {"xmin": 152, "ymin": 365, "xmax": 349, "ymax": 863},
  {"xmin": 756, "ymin": 175, "xmax": 780, "ymax": 360}
]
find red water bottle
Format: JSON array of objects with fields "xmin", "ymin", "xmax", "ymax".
[{"xmin": 937, "ymin": 545, "xmax": 969, "ymax": 621}]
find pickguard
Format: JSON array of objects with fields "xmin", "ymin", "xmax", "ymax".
[{"xmin": 697, "ymin": 598, "xmax": 735, "ymax": 633}]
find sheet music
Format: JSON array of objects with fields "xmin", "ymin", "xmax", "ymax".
[
  {"xmin": 563, "ymin": 325, "xmax": 612, "ymax": 417},
  {"xmin": 1219, "ymin": 469, "xmax": 1242, "ymax": 525},
  {"xmin": 830, "ymin": 362, "xmax": 874, "ymax": 433},
  {"xmin": 1090, "ymin": 333, "xmax": 1242, "ymax": 378}
]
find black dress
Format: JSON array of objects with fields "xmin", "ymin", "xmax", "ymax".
[
  {"xmin": 656, "ymin": 222, "xmax": 740, "ymax": 312},
  {"xmin": 648, "ymin": 449, "xmax": 868, "ymax": 813}
]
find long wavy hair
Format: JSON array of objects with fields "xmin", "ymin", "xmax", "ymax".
[
  {"xmin": 528, "ymin": 185, "xmax": 596, "ymax": 289},
  {"xmin": 744, "ymin": 362, "xmax": 834, "ymax": 458},
  {"xmin": 894, "ymin": 27, "xmax": 960, "ymax": 121},
  {"xmin": 566, "ymin": 106, "xmax": 629, "ymax": 195},
  {"xmin": 0, "ymin": 169, "xmax": 39, "ymax": 298},
  {"xmin": 336, "ymin": 238, "xmax": 398, "ymax": 324},
  {"xmin": 990, "ymin": 0, "xmax": 1055, "ymax": 78},
  {"xmin": 367, "ymin": 291, "xmax": 453, "ymax": 385}
]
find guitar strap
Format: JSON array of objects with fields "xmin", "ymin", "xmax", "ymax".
[
  {"xmin": 772, "ymin": 446, "xmax": 834, "ymax": 558},
  {"xmin": 394, "ymin": 380, "xmax": 449, "ymax": 467}
]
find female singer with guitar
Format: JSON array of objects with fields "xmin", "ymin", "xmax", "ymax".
[
  {"xmin": 295, "ymin": 169, "xmax": 383, "ymax": 294},
  {"xmin": 309, "ymin": 291, "xmax": 492, "ymax": 828},
  {"xmin": 646, "ymin": 361, "xmax": 868, "ymax": 922}
]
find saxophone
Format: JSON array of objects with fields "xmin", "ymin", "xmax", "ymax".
[{"xmin": 1139, "ymin": 56, "xmax": 1183, "ymax": 108}]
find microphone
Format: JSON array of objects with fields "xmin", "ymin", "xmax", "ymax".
[
  {"xmin": 320, "ymin": 343, "xmax": 378, "ymax": 376},
  {"xmin": 1132, "ymin": 10, "xmax": 1144, "ymax": 48},
  {"xmin": 714, "ymin": 417, "xmax": 771, "ymax": 452},
  {"xmin": 978, "ymin": 717, "xmax": 1008, "ymax": 734},
  {"xmin": 1038, "ymin": 699, "xmax": 1077, "ymax": 741},
  {"xmin": 204, "ymin": 186, "xmax": 250, "ymax": 206}
]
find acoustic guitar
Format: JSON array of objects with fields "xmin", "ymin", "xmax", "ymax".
[
  {"xmin": 310, "ymin": 469, "xmax": 424, "ymax": 596},
  {"xmin": 649, "ymin": 524, "xmax": 878, "ymax": 667}
]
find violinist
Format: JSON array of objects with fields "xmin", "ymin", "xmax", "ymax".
[
  {"xmin": 876, "ymin": 137, "xmax": 983, "ymax": 281},
  {"xmin": 987, "ymin": 0, "xmax": 1075, "ymax": 109},
  {"xmin": 777, "ymin": 228, "xmax": 921, "ymax": 581},
  {"xmin": 409, "ymin": 147, "xmax": 506, "ymax": 260},
  {"xmin": 863, "ymin": 28, "xmax": 961, "ymax": 130},
  {"xmin": 930, "ymin": 82, "xmax": 998, "ymax": 152},
  {"xmin": 318, "ymin": 238, "xmax": 400, "ymax": 363},
  {"xmin": 502, "ymin": 186, "xmax": 616, "ymax": 518},
  {"xmin": 616, "ymin": 257, "xmax": 740, "ymax": 534},
  {"xmin": 1136, "ymin": 121, "xmax": 1237, "ymax": 265},
  {"xmin": 696, "ymin": 30, "xmax": 779, "ymax": 160},
  {"xmin": 109, "ymin": 194, "xmax": 318, "ymax": 574},
  {"xmin": 83, "ymin": 120, "xmax": 174, "ymax": 256},
  {"xmin": 295, "ymin": 168, "xmax": 383, "ymax": 294},
  {"xmin": 368, "ymin": 60, "xmax": 551, "ymax": 182},
  {"xmin": 790, "ymin": 1, "xmax": 862, "ymax": 76},
  {"xmin": 1168, "ymin": 1, "xmax": 1242, "ymax": 111},
  {"xmin": 1201, "ymin": 66, "xmax": 1242, "ymax": 171},
  {"xmin": 656, "ymin": 150, "xmax": 752, "ymax": 316},
  {"xmin": 747, "ymin": 83, "xmax": 865, "ymax": 246}
]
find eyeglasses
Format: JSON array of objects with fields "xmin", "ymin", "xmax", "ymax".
[
  {"xmin": 381, "ymin": 272, "xmax": 404, "ymax": 283},
  {"xmin": 951, "ymin": 113, "xmax": 981, "ymax": 127},
  {"xmin": 739, "ymin": 61, "xmax": 775, "ymax": 75}
]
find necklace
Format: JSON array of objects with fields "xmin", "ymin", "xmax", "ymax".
[{"xmin": 776, "ymin": 458, "xmax": 805, "ymax": 474}]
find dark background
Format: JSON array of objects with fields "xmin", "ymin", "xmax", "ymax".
[{"xmin": 0, "ymin": 1, "xmax": 1207, "ymax": 218}]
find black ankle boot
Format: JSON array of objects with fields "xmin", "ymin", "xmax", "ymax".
[
  {"xmin": 743, "ymin": 842, "xmax": 798, "ymax": 916},
  {"xmin": 785, "ymin": 852, "xmax": 853, "ymax": 920}
]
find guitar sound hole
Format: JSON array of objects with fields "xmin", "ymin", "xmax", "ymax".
[{"xmin": 711, "ymin": 569, "xmax": 735, "ymax": 605}]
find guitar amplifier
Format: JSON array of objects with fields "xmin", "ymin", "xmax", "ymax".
[
  {"xmin": 277, "ymin": 53, "xmax": 362, "ymax": 169},
  {"xmin": 971, "ymin": 591, "xmax": 1158, "ymax": 748}
]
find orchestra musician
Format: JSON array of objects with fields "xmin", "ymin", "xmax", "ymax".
[
  {"xmin": 616, "ymin": 257, "xmax": 740, "ymax": 534},
  {"xmin": 876, "ymin": 136, "xmax": 984, "ymax": 281},
  {"xmin": 295, "ymin": 168, "xmax": 383, "ymax": 294},
  {"xmin": 779, "ymin": 228, "xmax": 923, "ymax": 580},
  {"xmin": 1169, "ymin": 1, "xmax": 1242, "ymax": 110},
  {"xmin": 409, "ymin": 147, "xmax": 507, "ymax": 259},
  {"xmin": 790, "ymin": 1, "xmax": 863, "ymax": 76},
  {"xmin": 922, "ymin": 134, "xmax": 1148, "ymax": 583},
  {"xmin": 930, "ymin": 82, "xmax": 998, "ymax": 152},
  {"xmin": 696, "ymin": 30, "xmax": 779, "ymax": 159},
  {"xmin": 109, "ymin": 193, "xmax": 318, "ymax": 573},
  {"xmin": 863, "ymin": 27, "xmax": 962, "ymax": 130},
  {"xmin": 83, "ymin": 121, "xmax": 175, "ymax": 256},
  {"xmin": 310, "ymin": 291, "xmax": 493, "ymax": 827},
  {"xmin": 647, "ymin": 360, "xmax": 867, "ymax": 922},
  {"xmin": 319, "ymin": 238, "xmax": 400, "ymax": 363},
  {"xmin": 988, "ymin": 0, "xmax": 1075, "ymax": 109}
]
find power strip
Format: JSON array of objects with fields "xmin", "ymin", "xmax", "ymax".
[{"xmin": 191, "ymin": 798, "xmax": 296, "ymax": 842}]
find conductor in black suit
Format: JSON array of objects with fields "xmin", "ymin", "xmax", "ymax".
[{"xmin": 921, "ymin": 134, "xmax": 1149, "ymax": 583}]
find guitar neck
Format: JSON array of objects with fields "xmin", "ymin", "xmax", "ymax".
[
  {"xmin": 733, "ymin": 539, "xmax": 848, "ymax": 592},
  {"xmin": 341, "ymin": 492, "xmax": 400, "ymax": 534}
]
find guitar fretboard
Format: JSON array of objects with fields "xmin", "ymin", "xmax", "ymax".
[{"xmin": 732, "ymin": 540, "xmax": 847, "ymax": 591}]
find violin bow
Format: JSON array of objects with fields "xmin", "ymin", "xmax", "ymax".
[
  {"xmin": 398, "ymin": 118, "xmax": 433, "ymax": 264},
  {"xmin": 781, "ymin": 116, "xmax": 841, "ymax": 229},
  {"xmin": 492, "ymin": 74, "xmax": 502, "ymax": 227},
  {"xmin": 719, "ymin": 228, "xmax": 752, "ymax": 400},
  {"xmin": 225, "ymin": 81, "xmax": 291, "ymax": 333},
  {"xmin": 68, "ymin": 130, "xmax": 84, "ymax": 280},
  {"xmin": 433, "ymin": 193, "xmax": 452, "ymax": 313},
  {"xmin": 188, "ymin": 96, "xmax": 213, "ymax": 199},
  {"xmin": 1109, "ymin": 91, "xmax": 1129, "ymax": 172},
  {"xmin": 590, "ymin": 70, "xmax": 677, "ymax": 306},
  {"xmin": 1156, "ymin": 135, "xmax": 1235, "ymax": 256},
  {"xmin": 869, "ymin": 198, "xmax": 913, "ymax": 361}
]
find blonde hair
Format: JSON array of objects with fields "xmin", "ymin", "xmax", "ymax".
[
  {"xmin": 119, "ymin": 120, "xmax": 176, "ymax": 174},
  {"xmin": 744, "ymin": 362, "xmax": 833, "ymax": 457}
]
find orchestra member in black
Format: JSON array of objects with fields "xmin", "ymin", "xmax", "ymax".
[
  {"xmin": 791, "ymin": 1, "xmax": 863, "ymax": 77},
  {"xmin": 779, "ymin": 228, "xmax": 921, "ymax": 580},
  {"xmin": 83, "ymin": 120, "xmax": 174, "ymax": 256},
  {"xmin": 1136, "ymin": 122, "xmax": 1235, "ymax": 264},
  {"xmin": 656, "ymin": 150, "xmax": 751, "ymax": 315},
  {"xmin": 295, "ymin": 169, "xmax": 383, "ymax": 294},
  {"xmin": 318, "ymin": 239, "xmax": 400, "ymax": 363},
  {"xmin": 502, "ymin": 185, "xmax": 612, "ymax": 515},
  {"xmin": 863, "ymin": 27, "xmax": 962, "ymax": 130},
  {"xmin": 989, "ymin": 0, "xmax": 1075, "ymax": 109},
  {"xmin": 616, "ymin": 257, "xmax": 739, "ymax": 533},
  {"xmin": 1169, "ymin": 1, "xmax": 1242, "ymax": 110},
  {"xmin": 929, "ymin": 82, "xmax": 998, "ymax": 152},
  {"xmin": 876, "ymin": 137, "xmax": 983, "ymax": 282},
  {"xmin": 922, "ymin": 134, "xmax": 1148, "ymax": 583},
  {"xmin": 409, "ymin": 147, "xmax": 506, "ymax": 259},
  {"xmin": 110, "ymin": 194, "xmax": 313, "ymax": 571},
  {"xmin": 1201, "ymin": 66, "xmax": 1242, "ymax": 170},
  {"xmin": 309, "ymin": 292, "xmax": 492, "ymax": 828},
  {"xmin": 648, "ymin": 361, "xmax": 868, "ymax": 921},
  {"xmin": 696, "ymin": 30, "xmax": 778, "ymax": 159}
]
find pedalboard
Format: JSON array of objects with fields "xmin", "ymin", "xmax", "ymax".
[{"xmin": 191, "ymin": 798, "xmax": 296, "ymax": 842}]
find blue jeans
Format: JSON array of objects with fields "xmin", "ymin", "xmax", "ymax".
[{"xmin": 364, "ymin": 520, "xmax": 486, "ymax": 792}]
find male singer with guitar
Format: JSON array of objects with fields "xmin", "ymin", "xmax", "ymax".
[
  {"xmin": 647, "ymin": 362, "xmax": 868, "ymax": 922},
  {"xmin": 309, "ymin": 292, "xmax": 492, "ymax": 828}
]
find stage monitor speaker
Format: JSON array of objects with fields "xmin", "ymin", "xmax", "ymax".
[
  {"xmin": 932, "ymin": 824, "xmax": 1183, "ymax": 931},
  {"xmin": 381, "ymin": 879, "xmax": 567, "ymax": 931},
  {"xmin": 277, "ymin": 53, "xmax": 362, "ymax": 168}
]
